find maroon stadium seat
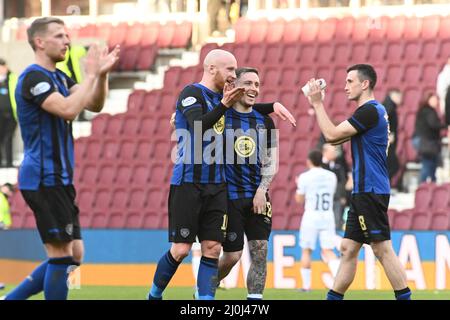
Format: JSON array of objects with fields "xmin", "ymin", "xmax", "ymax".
[
  {"xmin": 116, "ymin": 162, "xmax": 133, "ymax": 184},
  {"xmin": 135, "ymin": 138, "xmax": 152, "ymax": 160},
  {"xmin": 317, "ymin": 18, "xmax": 337, "ymax": 43},
  {"xmin": 147, "ymin": 188, "xmax": 168, "ymax": 212},
  {"xmin": 90, "ymin": 114, "xmax": 109, "ymax": 135},
  {"xmin": 157, "ymin": 21, "xmax": 176, "ymax": 48},
  {"xmin": 385, "ymin": 40, "xmax": 404, "ymax": 63},
  {"xmin": 350, "ymin": 42, "xmax": 369, "ymax": 63},
  {"xmin": 95, "ymin": 22, "xmax": 113, "ymax": 42},
  {"xmin": 136, "ymin": 45, "xmax": 158, "ymax": 71},
  {"xmin": 128, "ymin": 187, "xmax": 148, "ymax": 210},
  {"xmin": 352, "ymin": 17, "xmax": 370, "ymax": 41},
  {"xmin": 403, "ymin": 40, "xmax": 422, "ymax": 62},
  {"xmin": 234, "ymin": 18, "xmax": 252, "ymax": 43},
  {"xmin": 79, "ymin": 162, "xmax": 98, "ymax": 185},
  {"xmin": 429, "ymin": 211, "xmax": 450, "ymax": 231},
  {"xmin": 142, "ymin": 90, "xmax": 162, "ymax": 114},
  {"xmin": 105, "ymin": 114, "xmax": 124, "ymax": 136},
  {"xmin": 335, "ymin": 16, "xmax": 353, "ymax": 40},
  {"xmin": 248, "ymin": 43, "xmax": 266, "ymax": 67},
  {"xmin": 333, "ymin": 41, "xmax": 352, "ymax": 64},
  {"xmin": 249, "ymin": 18, "xmax": 269, "ymax": 44},
  {"xmin": 172, "ymin": 21, "xmax": 192, "ymax": 48},
  {"xmin": 110, "ymin": 187, "xmax": 129, "ymax": 210},
  {"xmin": 127, "ymin": 90, "xmax": 146, "ymax": 113},
  {"xmin": 421, "ymin": 63, "xmax": 440, "ymax": 84},
  {"xmin": 149, "ymin": 161, "xmax": 169, "ymax": 184},
  {"xmin": 265, "ymin": 19, "xmax": 285, "ymax": 44},
  {"xmin": 163, "ymin": 66, "xmax": 182, "ymax": 90},
  {"xmin": 421, "ymin": 15, "xmax": 440, "ymax": 39},
  {"xmin": 271, "ymin": 215, "xmax": 288, "ymax": 230},
  {"xmin": 430, "ymin": 185, "xmax": 450, "ymax": 213},
  {"xmin": 97, "ymin": 162, "xmax": 116, "ymax": 185},
  {"xmin": 131, "ymin": 163, "xmax": 152, "ymax": 186},
  {"xmin": 91, "ymin": 211, "xmax": 108, "ymax": 228},
  {"xmin": 102, "ymin": 139, "xmax": 120, "ymax": 160},
  {"xmin": 282, "ymin": 18, "xmax": 302, "ymax": 43},
  {"xmin": 93, "ymin": 187, "xmax": 111, "ymax": 210},
  {"xmin": 139, "ymin": 115, "xmax": 156, "ymax": 137},
  {"xmin": 124, "ymin": 22, "xmax": 144, "ymax": 47},
  {"xmin": 152, "ymin": 137, "xmax": 172, "ymax": 161},
  {"xmin": 279, "ymin": 66, "xmax": 299, "ymax": 89},
  {"xmin": 300, "ymin": 18, "xmax": 320, "ymax": 42},
  {"xmin": 298, "ymin": 43, "xmax": 317, "ymax": 65},
  {"xmin": 108, "ymin": 22, "xmax": 128, "ymax": 50},
  {"xmin": 368, "ymin": 16, "xmax": 389, "ymax": 40},
  {"xmin": 287, "ymin": 215, "xmax": 302, "ymax": 231},
  {"xmin": 122, "ymin": 114, "xmax": 140, "ymax": 137},
  {"xmin": 260, "ymin": 67, "xmax": 281, "ymax": 89},
  {"xmin": 403, "ymin": 16, "xmax": 422, "ymax": 40},
  {"xmin": 74, "ymin": 137, "xmax": 88, "ymax": 162},
  {"xmin": 384, "ymin": 64, "xmax": 403, "ymax": 87},
  {"xmin": 386, "ymin": 16, "xmax": 405, "ymax": 40},
  {"xmin": 403, "ymin": 63, "xmax": 421, "ymax": 84},
  {"xmin": 410, "ymin": 210, "xmax": 431, "ymax": 230},
  {"xmin": 316, "ymin": 43, "xmax": 334, "ymax": 65},
  {"xmin": 118, "ymin": 139, "xmax": 137, "ymax": 161},
  {"xmin": 392, "ymin": 209, "xmax": 412, "ymax": 230},
  {"xmin": 124, "ymin": 211, "xmax": 143, "ymax": 229},
  {"xmin": 140, "ymin": 22, "xmax": 160, "ymax": 46},
  {"xmin": 414, "ymin": 183, "xmax": 435, "ymax": 211},
  {"xmin": 77, "ymin": 187, "xmax": 95, "ymax": 214},
  {"xmin": 292, "ymin": 138, "xmax": 312, "ymax": 160},
  {"xmin": 142, "ymin": 211, "xmax": 161, "ymax": 229},
  {"xmin": 118, "ymin": 45, "xmax": 140, "ymax": 71},
  {"xmin": 421, "ymin": 40, "xmax": 439, "ymax": 63},
  {"xmin": 107, "ymin": 211, "xmax": 126, "ymax": 228},
  {"xmin": 438, "ymin": 15, "xmax": 450, "ymax": 39},
  {"xmin": 367, "ymin": 41, "xmax": 386, "ymax": 63}
]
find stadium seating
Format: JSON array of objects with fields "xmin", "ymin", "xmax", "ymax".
[{"xmin": 11, "ymin": 14, "xmax": 450, "ymax": 231}]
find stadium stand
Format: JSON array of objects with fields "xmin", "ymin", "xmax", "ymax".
[{"xmin": 6, "ymin": 12, "xmax": 450, "ymax": 233}]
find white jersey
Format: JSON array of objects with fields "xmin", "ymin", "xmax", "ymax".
[
  {"xmin": 296, "ymin": 167, "xmax": 338, "ymax": 250},
  {"xmin": 296, "ymin": 167, "xmax": 337, "ymax": 214}
]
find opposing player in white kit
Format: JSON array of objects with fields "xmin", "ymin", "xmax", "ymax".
[{"xmin": 295, "ymin": 149, "xmax": 340, "ymax": 291}]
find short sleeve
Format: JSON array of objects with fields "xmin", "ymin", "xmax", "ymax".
[
  {"xmin": 62, "ymin": 72, "xmax": 77, "ymax": 89},
  {"xmin": 264, "ymin": 116, "xmax": 277, "ymax": 149},
  {"xmin": 296, "ymin": 173, "xmax": 306, "ymax": 195},
  {"xmin": 176, "ymin": 85, "xmax": 204, "ymax": 116},
  {"xmin": 347, "ymin": 103, "xmax": 379, "ymax": 133},
  {"xmin": 21, "ymin": 71, "xmax": 56, "ymax": 107}
]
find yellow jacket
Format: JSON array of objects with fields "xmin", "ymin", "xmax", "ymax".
[
  {"xmin": 0, "ymin": 192, "xmax": 11, "ymax": 229},
  {"xmin": 6, "ymin": 71, "xmax": 18, "ymax": 121},
  {"xmin": 56, "ymin": 45, "xmax": 87, "ymax": 83}
]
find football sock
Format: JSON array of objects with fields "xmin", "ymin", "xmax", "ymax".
[
  {"xmin": 192, "ymin": 255, "xmax": 201, "ymax": 283},
  {"xmin": 326, "ymin": 289, "xmax": 344, "ymax": 300},
  {"xmin": 197, "ymin": 256, "xmax": 218, "ymax": 300},
  {"xmin": 300, "ymin": 268, "xmax": 311, "ymax": 290},
  {"xmin": 44, "ymin": 256, "xmax": 73, "ymax": 300},
  {"xmin": 395, "ymin": 287, "xmax": 412, "ymax": 300},
  {"xmin": 247, "ymin": 293, "xmax": 263, "ymax": 300},
  {"xmin": 149, "ymin": 250, "xmax": 180, "ymax": 299},
  {"xmin": 5, "ymin": 260, "xmax": 49, "ymax": 300},
  {"xmin": 328, "ymin": 259, "xmax": 340, "ymax": 278}
]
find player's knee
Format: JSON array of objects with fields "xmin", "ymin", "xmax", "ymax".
[
  {"xmin": 340, "ymin": 243, "xmax": 359, "ymax": 259},
  {"xmin": 371, "ymin": 243, "xmax": 390, "ymax": 260},
  {"xmin": 171, "ymin": 244, "xmax": 191, "ymax": 261},
  {"xmin": 201, "ymin": 241, "xmax": 222, "ymax": 258}
]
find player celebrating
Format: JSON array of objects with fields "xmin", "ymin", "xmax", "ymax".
[
  {"xmin": 4, "ymin": 17, "xmax": 119, "ymax": 300},
  {"xmin": 295, "ymin": 149, "xmax": 340, "ymax": 292},
  {"xmin": 148, "ymin": 50, "xmax": 294, "ymax": 300},
  {"xmin": 303, "ymin": 64, "xmax": 411, "ymax": 300},
  {"xmin": 216, "ymin": 67, "xmax": 277, "ymax": 300}
]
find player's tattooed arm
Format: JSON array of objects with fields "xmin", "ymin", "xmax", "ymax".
[
  {"xmin": 253, "ymin": 147, "xmax": 276, "ymax": 214},
  {"xmin": 247, "ymin": 240, "xmax": 268, "ymax": 295},
  {"xmin": 258, "ymin": 146, "xmax": 277, "ymax": 192}
]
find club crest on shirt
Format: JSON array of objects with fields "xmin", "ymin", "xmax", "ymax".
[
  {"xmin": 180, "ymin": 228, "xmax": 190, "ymax": 238},
  {"xmin": 30, "ymin": 82, "xmax": 51, "ymax": 96},
  {"xmin": 213, "ymin": 115, "xmax": 225, "ymax": 134},
  {"xmin": 181, "ymin": 96, "xmax": 196, "ymax": 107},
  {"xmin": 234, "ymin": 136, "xmax": 256, "ymax": 158}
]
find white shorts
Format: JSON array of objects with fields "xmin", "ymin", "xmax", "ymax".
[{"xmin": 299, "ymin": 211, "xmax": 336, "ymax": 250}]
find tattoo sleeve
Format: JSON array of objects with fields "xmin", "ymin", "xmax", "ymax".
[
  {"xmin": 258, "ymin": 146, "xmax": 277, "ymax": 192},
  {"xmin": 247, "ymin": 240, "xmax": 268, "ymax": 295}
]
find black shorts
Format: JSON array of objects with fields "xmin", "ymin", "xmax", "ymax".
[
  {"xmin": 21, "ymin": 185, "xmax": 82, "ymax": 244},
  {"xmin": 222, "ymin": 195, "xmax": 272, "ymax": 252},
  {"xmin": 344, "ymin": 193, "xmax": 390, "ymax": 244},
  {"xmin": 168, "ymin": 183, "xmax": 227, "ymax": 243}
]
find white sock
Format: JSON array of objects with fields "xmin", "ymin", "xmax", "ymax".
[
  {"xmin": 192, "ymin": 256, "xmax": 201, "ymax": 282},
  {"xmin": 300, "ymin": 268, "xmax": 311, "ymax": 290},
  {"xmin": 328, "ymin": 259, "xmax": 340, "ymax": 278},
  {"xmin": 247, "ymin": 293, "xmax": 263, "ymax": 300}
]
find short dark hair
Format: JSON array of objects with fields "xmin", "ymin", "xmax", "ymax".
[
  {"xmin": 347, "ymin": 64, "xmax": 377, "ymax": 90},
  {"xmin": 2, "ymin": 183, "xmax": 14, "ymax": 193},
  {"xmin": 0, "ymin": 58, "xmax": 6, "ymax": 66},
  {"xmin": 236, "ymin": 67, "xmax": 259, "ymax": 79},
  {"xmin": 27, "ymin": 17, "xmax": 65, "ymax": 51},
  {"xmin": 308, "ymin": 149, "xmax": 322, "ymax": 167}
]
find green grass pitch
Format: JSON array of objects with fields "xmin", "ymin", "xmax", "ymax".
[{"xmin": 2, "ymin": 285, "xmax": 450, "ymax": 300}]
